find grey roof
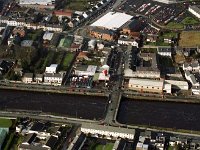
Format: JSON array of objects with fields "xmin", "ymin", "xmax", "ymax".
[
  {"xmin": 30, "ymin": 122, "xmax": 44, "ymax": 132},
  {"xmin": 45, "ymin": 73, "xmax": 62, "ymax": 78},
  {"xmin": 35, "ymin": 74, "xmax": 43, "ymax": 78},
  {"xmin": 157, "ymin": 47, "xmax": 171, "ymax": 53},
  {"xmin": 23, "ymin": 73, "xmax": 33, "ymax": 78},
  {"xmin": 189, "ymin": 5, "xmax": 200, "ymax": 15},
  {"xmin": 82, "ymin": 123, "xmax": 135, "ymax": 135},
  {"xmin": 22, "ymin": 133, "xmax": 37, "ymax": 144},
  {"xmin": 190, "ymin": 74, "xmax": 198, "ymax": 85},
  {"xmin": 185, "ymin": 70, "xmax": 191, "ymax": 77},
  {"xmin": 19, "ymin": 144, "xmax": 49, "ymax": 150},
  {"xmin": 45, "ymin": 135, "xmax": 58, "ymax": 149}
]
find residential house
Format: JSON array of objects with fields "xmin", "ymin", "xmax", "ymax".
[
  {"xmin": 45, "ymin": 64, "xmax": 58, "ymax": 74},
  {"xmin": 118, "ymin": 37, "xmax": 139, "ymax": 48},
  {"xmin": 89, "ymin": 27, "xmax": 117, "ymax": 41},
  {"xmin": 44, "ymin": 73, "xmax": 63, "ymax": 85},
  {"xmin": 35, "ymin": 74, "xmax": 43, "ymax": 83},
  {"xmin": 157, "ymin": 47, "xmax": 172, "ymax": 57},
  {"xmin": 22, "ymin": 73, "xmax": 33, "ymax": 83}
]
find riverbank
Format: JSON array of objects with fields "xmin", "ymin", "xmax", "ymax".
[
  {"xmin": 0, "ymin": 81, "xmax": 108, "ymax": 97},
  {"xmin": 123, "ymin": 92, "xmax": 200, "ymax": 104}
]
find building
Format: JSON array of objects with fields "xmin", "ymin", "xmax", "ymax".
[
  {"xmin": 67, "ymin": 133, "xmax": 86, "ymax": 150},
  {"xmin": 118, "ymin": 37, "xmax": 139, "ymax": 48},
  {"xmin": 44, "ymin": 73, "xmax": 63, "ymax": 85},
  {"xmin": 185, "ymin": 71, "xmax": 199, "ymax": 86},
  {"xmin": 182, "ymin": 61, "xmax": 200, "ymax": 72},
  {"xmin": 0, "ymin": 128, "xmax": 9, "ymax": 150},
  {"xmin": 189, "ymin": 5, "xmax": 200, "ymax": 19},
  {"xmin": 113, "ymin": 139, "xmax": 126, "ymax": 150},
  {"xmin": 128, "ymin": 78, "xmax": 168, "ymax": 93},
  {"xmin": 22, "ymin": 73, "xmax": 33, "ymax": 83},
  {"xmin": 90, "ymin": 12, "xmax": 133, "ymax": 30},
  {"xmin": 43, "ymin": 31, "xmax": 54, "ymax": 41},
  {"xmin": 19, "ymin": 0, "xmax": 55, "ymax": 9},
  {"xmin": 81, "ymin": 123, "xmax": 135, "ymax": 140},
  {"xmin": 45, "ymin": 64, "xmax": 58, "ymax": 74},
  {"xmin": 89, "ymin": 27, "xmax": 117, "ymax": 41},
  {"xmin": 74, "ymin": 65, "xmax": 97, "ymax": 76},
  {"xmin": 124, "ymin": 52, "xmax": 160, "ymax": 79},
  {"xmin": 165, "ymin": 80, "xmax": 189, "ymax": 90},
  {"xmin": 21, "ymin": 40, "xmax": 33, "ymax": 47},
  {"xmin": 35, "ymin": 74, "xmax": 43, "ymax": 83},
  {"xmin": 153, "ymin": 0, "xmax": 177, "ymax": 4},
  {"xmin": 157, "ymin": 47, "xmax": 172, "ymax": 57},
  {"xmin": 53, "ymin": 10, "xmax": 73, "ymax": 19}
]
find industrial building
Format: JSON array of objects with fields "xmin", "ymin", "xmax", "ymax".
[
  {"xmin": 90, "ymin": 12, "xmax": 133, "ymax": 30},
  {"xmin": 128, "ymin": 78, "xmax": 171, "ymax": 94}
]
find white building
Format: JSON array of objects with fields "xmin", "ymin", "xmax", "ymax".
[
  {"xmin": 43, "ymin": 31, "xmax": 54, "ymax": 41},
  {"xmin": 153, "ymin": 0, "xmax": 177, "ymax": 4},
  {"xmin": 157, "ymin": 47, "xmax": 172, "ymax": 57},
  {"xmin": 90, "ymin": 12, "xmax": 133, "ymax": 30},
  {"xmin": 22, "ymin": 73, "xmax": 33, "ymax": 83},
  {"xmin": 81, "ymin": 123, "xmax": 135, "ymax": 140},
  {"xmin": 185, "ymin": 71, "xmax": 199, "ymax": 86},
  {"xmin": 128, "ymin": 78, "xmax": 170, "ymax": 94},
  {"xmin": 182, "ymin": 61, "xmax": 200, "ymax": 72},
  {"xmin": 118, "ymin": 38, "xmax": 138, "ymax": 48},
  {"xmin": 45, "ymin": 64, "xmax": 58, "ymax": 74},
  {"xmin": 192, "ymin": 86, "xmax": 200, "ymax": 95},
  {"xmin": 35, "ymin": 74, "xmax": 43, "ymax": 83},
  {"xmin": 19, "ymin": 0, "xmax": 55, "ymax": 5},
  {"xmin": 165, "ymin": 80, "xmax": 189, "ymax": 90},
  {"xmin": 74, "ymin": 65, "xmax": 97, "ymax": 76},
  {"xmin": 189, "ymin": 5, "xmax": 200, "ymax": 19},
  {"xmin": 44, "ymin": 73, "xmax": 63, "ymax": 85}
]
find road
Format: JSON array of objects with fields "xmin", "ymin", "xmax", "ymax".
[{"xmin": 104, "ymin": 48, "xmax": 124, "ymax": 125}]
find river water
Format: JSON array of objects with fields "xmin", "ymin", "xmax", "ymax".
[
  {"xmin": 0, "ymin": 90, "xmax": 108, "ymax": 120},
  {"xmin": 117, "ymin": 97, "xmax": 200, "ymax": 131}
]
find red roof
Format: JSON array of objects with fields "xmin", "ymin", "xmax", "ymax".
[{"xmin": 53, "ymin": 10, "xmax": 72, "ymax": 17}]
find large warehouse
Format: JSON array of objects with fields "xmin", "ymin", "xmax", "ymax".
[
  {"xmin": 90, "ymin": 12, "xmax": 133, "ymax": 30},
  {"xmin": 153, "ymin": 0, "xmax": 177, "ymax": 4}
]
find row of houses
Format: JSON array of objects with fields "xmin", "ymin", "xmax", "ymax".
[
  {"xmin": 0, "ymin": 16, "xmax": 63, "ymax": 32},
  {"xmin": 22, "ymin": 64, "xmax": 64, "ymax": 86}
]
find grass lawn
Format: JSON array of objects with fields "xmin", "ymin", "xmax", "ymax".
[
  {"xmin": 179, "ymin": 31, "xmax": 200, "ymax": 47},
  {"xmin": 181, "ymin": 17, "xmax": 199, "ymax": 25},
  {"xmin": 0, "ymin": 118, "xmax": 12, "ymax": 128},
  {"xmin": 65, "ymin": 0, "xmax": 99, "ymax": 11},
  {"xmin": 166, "ymin": 22, "xmax": 184, "ymax": 30},
  {"xmin": 163, "ymin": 32, "xmax": 177, "ymax": 38},
  {"xmin": 61, "ymin": 52, "xmax": 74, "ymax": 70}
]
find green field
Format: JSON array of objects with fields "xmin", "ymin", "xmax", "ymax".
[
  {"xmin": 64, "ymin": 0, "xmax": 99, "ymax": 11},
  {"xmin": 179, "ymin": 31, "xmax": 200, "ymax": 47},
  {"xmin": 0, "ymin": 118, "xmax": 12, "ymax": 128},
  {"xmin": 181, "ymin": 17, "xmax": 199, "ymax": 25},
  {"xmin": 61, "ymin": 52, "xmax": 74, "ymax": 70},
  {"xmin": 166, "ymin": 22, "xmax": 184, "ymax": 30}
]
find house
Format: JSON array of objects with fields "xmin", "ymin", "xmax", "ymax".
[
  {"xmin": 118, "ymin": 37, "xmax": 139, "ymax": 48},
  {"xmin": 45, "ymin": 64, "xmax": 58, "ymax": 74},
  {"xmin": 113, "ymin": 139, "xmax": 126, "ymax": 150},
  {"xmin": 89, "ymin": 27, "xmax": 117, "ymax": 41},
  {"xmin": 157, "ymin": 47, "xmax": 172, "ymax": 57},
  {"xmin": 53, "ymin": 10, "xmax": 73, "ymax": 19},
  {"xmin": 68, "ymin": 133, "xmax": 86, "ymax": 150},
  {"xmin": 43, "ymin": 31, "xmax": 54, "ymax": 41},
  {"xmin": 43, "ymin": 135, "xmax": 58, "ymax": 150},
  {"xmin": 14, "ymin": 67, "xmax": 23, "ymax": 76},
  {"xmin": 81, "ymin": 123, "xmax": 135, "ymax": 140},
  {"xmin": 12, "ymin": 26, "xmax": 26, "ymax": 37},
  {"xmin": 185, "ymin": 71, "xmax": 199, "ymax": 86},
  {"xmin": 21, "ymin": 40, "xmax": 33, "ymax": 47},
  {"xmin": 22, "ymin": 73, "xmax": 33, "ymax": 83},
  {"xmin": 44, "ymin": 73, "xmax": 63, "ymax": 85},
  {"xmin": 35, "ymin": 74, "xmax": 43, "ymax": 83}
]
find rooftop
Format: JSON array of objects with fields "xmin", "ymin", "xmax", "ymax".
[{"xmin": 90, "ymin": 12, "xmax": 133, "ymax": 30}]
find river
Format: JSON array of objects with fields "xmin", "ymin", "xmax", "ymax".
[
  {"xmin": 117, "ymin": 97, "xmax": 200, "ymax": 131},
  {"xmin": 0, "ymin": 89, "xmax": 108, "ymax": 120}
]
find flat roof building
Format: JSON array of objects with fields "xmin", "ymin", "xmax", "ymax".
[
  {"xmin": 189, "ymin": 5, "xmax": 200, "ymax": 19},
  {"xmin": 20, "ymin": 0, "xmax": 55, "ymax": 5},
  {"xmin": 90, "ymin": 12, "xmax": 133, "ymax": 30}
]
